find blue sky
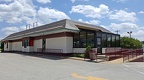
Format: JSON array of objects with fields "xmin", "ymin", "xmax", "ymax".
[{"xmin": 0, "ymin": 0, "xmax": 144, "ymax": 41}]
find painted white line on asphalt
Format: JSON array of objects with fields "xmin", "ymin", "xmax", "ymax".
[{"xmin": 123, "ymin": 64, "xmax": 144, "ymax": 75}]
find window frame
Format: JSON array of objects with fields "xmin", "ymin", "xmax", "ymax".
[
  {"xmin": 73, "ymin": 29, "xmax": 120, "ymax": 48},
  {"xmin": 73, "ymin": 29, "xmax": 95, "ymax": 48}
]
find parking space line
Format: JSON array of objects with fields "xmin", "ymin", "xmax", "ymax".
[
  {"xmin": 123, "ymin": 64, "xmax": 144, "ymax": 75},
  {"xmin": 71, "ymin": 73, "xmax": 107, "ymax": 80}
]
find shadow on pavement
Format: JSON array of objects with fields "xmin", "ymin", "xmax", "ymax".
[{"xmin": 1, "ymin": 52, "xmax": 70, "ymax": 60}]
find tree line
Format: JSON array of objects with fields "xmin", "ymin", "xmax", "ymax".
[{"xmin": 120, "ymin": 37, "xmax": 142, "ymax": 49}]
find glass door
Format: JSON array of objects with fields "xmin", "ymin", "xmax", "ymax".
[{"xmin": 97, "ymin": 37, "xmax": 102, "ymax": 54}]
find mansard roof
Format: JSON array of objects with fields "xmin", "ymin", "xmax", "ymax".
[{"xmin": 2, "ymin": 19, "xmax": 112, "ymax": 41}]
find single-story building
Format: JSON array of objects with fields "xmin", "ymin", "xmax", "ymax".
[{"xmin": 1, "ymin": 19, "xmax": 120, "ymax": 54}]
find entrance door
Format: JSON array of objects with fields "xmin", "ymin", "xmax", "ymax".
[
  {"xmin": 42, "ymin": 39, "xmax": 46, "ymax": 52},
  {"xmin": 97, "ymin": 38, "xmax": 102, "ymax": 54}
]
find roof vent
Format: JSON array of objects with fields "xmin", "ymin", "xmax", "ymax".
[{"xmin": 25, "ymin": 22, "xmax": 38, "ymax": 30}]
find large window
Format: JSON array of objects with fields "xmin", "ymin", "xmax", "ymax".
[
  {"xmin": 97, "ymin": 32, "xmax": 101, "ymax": 37},
  {"xmin": 116, "ymin": 35, "xmax": 120, "ymax": 47},
  {"xmin": 102, "ymin": 33, "xmax": 107, "ymax": 47},
  {"xmin": 107, "ymin": 34, "xmax": 111, "ymax": 47},
  {"xmin": 112, "ymin": 35, "xmax": 116, "ymax": 47},
  {"xmin": 73, "ymin": 29, "xmax": 120, "ymax": 48},
  {"xmin": 73, "ymin": 33, "xmax": 80, "ymax": 48},
  {"xmin": 73, "ymin": 29, "xmax": 95, "ymax": 48},
  {"xmin": 87, "ymin": 31, "xmax": 95, "ymax": 47},
  {"xmin": 80, "ymin": 30, "xmax": 86, "ymax": 47}
]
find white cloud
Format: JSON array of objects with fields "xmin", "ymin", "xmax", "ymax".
[
  {"xmin": 20, "ymin": 26, "xmax": 27, "ymax": 30},
  {"xmin": 109, "ymin": 10, "xmax": 137, "ymax": 22},
  {"xmin": 0, "ymin": 0, "xmax": 12, "ymax": 2},
  {"xmin": 109, "ymin": 22, "xmax": 139, "ymax": 31},
  {"xmin": 37, "ymin": 7, "xmax": 70, "ymax": 24},
  {"xmin": 71, "ymin": 0, "xmax": 75, "ymax": 3},
  {"xmin": 0, "ymin": 0, "xmax": 70, "ymax": 25},
  {"xmin": 114, "ymin": 0, "xmax": 127, "ymax": 3},
  {"xmin": 1, "ymin": 27, "xmax": 20, "ymax": 35},
  {"xmin": 139, "ymin": 11, "xmax": 144, "ymax": 14},
  {"xmin": 78, "ymin": 19, "xmax": 100, "ymax": 25},
  {"xmin": 6, "ymin": 17, "xmax": 22, "ymax": 23},
  {"xmin": 37, "ymin": 0, "xmax": 51, "ymax": 4},
  {"xmin": 103, "ymin": 22, "xmax": 144, "ymax": 41},
  {"xmin": 0, "ymin": 1, "xmax": 22, "ymax": 12},
  {"xmin": 71, "ymin": 0, "xmax": 89, "ymax": 3},
  {"xmin": 0, "ymin": 0, "xmax": 36, "ymax": 23},
  {"xmin": 70, "ymin": 4, "xmax": 109, "ymax": 18}
]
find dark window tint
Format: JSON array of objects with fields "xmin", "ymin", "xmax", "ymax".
[
  {"xmin": 97, "ymin": 32, "xmax": 101, "ymax": 37},
  {"xmin": 73, "ymin": 33, "xmax": 80, "ymax": 48},
  {"xmin": 80, "ymin": 30, "xmax": 86, "ymax": 47},
  {"xmin": 22, "ymin": 40, "xmax": 29, "ymax": 48},
  {"xmin": 87, "ymin": 31, "xmax": 95, "ymax": 47},
  {"xmin": 112, "ymin": 35, "xmax": 116, "ymax": 47},
  {"xmin": 116, "ymin": 35, "xmax": 120, "ymax": 47},
  {"xmin": 102, "ymin": 33, "xmax": 107, "ymax": 47},
  {"xmin": 107, "ymin": 34, "xmax": 111, "ymax": 47}
]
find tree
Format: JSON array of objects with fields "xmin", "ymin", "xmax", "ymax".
[
  {"xmin": 141, "ymin": 41, "xmax": 144, "ymax": 44},
  {"xmin": 120, "ymin": 37, "xmax": 142, "ymax": 49}
]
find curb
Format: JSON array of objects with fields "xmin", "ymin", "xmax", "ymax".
[{"xmin": 67, "ymin": 57, "xmax": 84, "ymax": 61}]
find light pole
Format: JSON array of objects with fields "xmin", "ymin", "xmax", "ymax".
[{"xmin": 127, "ymin": 31, "xmax": 132, "ymax": 38}]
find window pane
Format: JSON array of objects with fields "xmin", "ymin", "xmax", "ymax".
[
  {"xmin": 80, "ymin": 30, "xmax": 86, "ymax": 47},
  {"xmin": 102, "ymin": 33, "xmax": 107, "ymax": 47},
  {"xmin": 27, "ymin": 40, "xmax": 29, "ymax": 46},
  {"xmin": 107, "ymin": 34, "xmax": 111, "ymax": 47},
  {"xmin": 112, "ymin": 35, "xmax": 116, "ymax": 47},
  {"xmin": 116, "ymin": 35, "xmax": 120, "ymax": 47},
  {"xmin": 73, "ymin": 33, "xmax": 80, "ymax": 47},
  {"xmin": 97, "ymin": 38, "xmax": 101, "ymax": 46},
  {"xmin": 24, "ymin": 40, "xmax": 27, "ymax": 48},
  {"xmin": 97, "ymin": 32, "xmax": 101, "ymax": 37},
  {"xmin": 87, "ymin": 31, "xmax": 94, "ymax": 47}
]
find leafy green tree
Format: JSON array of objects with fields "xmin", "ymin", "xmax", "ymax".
[
  {"xmin": 120, "ymin": 37, "xmax": 142, "ymax": 49},
  {"xmin": 141, "ymin": 41, "xmax": 144, "ymax": 44}
]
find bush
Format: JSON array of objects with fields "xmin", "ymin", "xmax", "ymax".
[
  {"xmin": 72, "ymin": 53, "xmax": 84, "ymax": 58},
  {"xmin": 121, "ymin": 37, "xmax": 142, "ymax": 49},
  {"xmin": 86, "ymin": 46, "xmax": 92, "ymax": 51}
]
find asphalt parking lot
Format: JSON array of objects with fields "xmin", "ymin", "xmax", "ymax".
[{"xmin": 0, "ymin": 52, "xmax": 144, "ymax": 80}]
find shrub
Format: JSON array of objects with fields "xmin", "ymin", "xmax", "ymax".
[
  {"xmin": 72, "ymin": 53, "xmax": 84, "ymax": 58},
  {"xmin": 86, "ymin": 46, "xmax": 92, "ymax": 51}
]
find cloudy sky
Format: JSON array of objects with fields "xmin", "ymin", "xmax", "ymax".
[{"xmin": 0, "ymin": 0, "xmax": 144, "ymax": 41}]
